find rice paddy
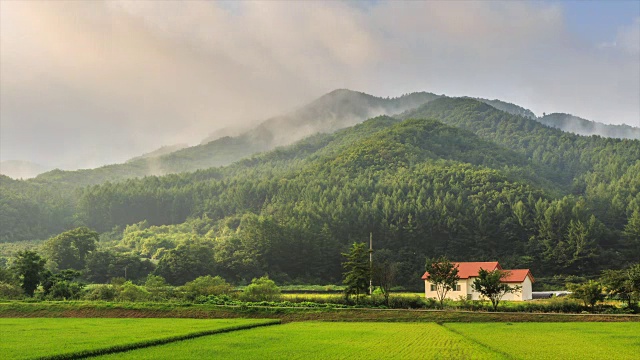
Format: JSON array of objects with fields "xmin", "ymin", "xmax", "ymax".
[{"xmin": 2, "ymin": 318, "xmax": 638, "ymax": 359}]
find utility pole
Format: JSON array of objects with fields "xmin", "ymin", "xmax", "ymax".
[{"xmin": 369, "ymin": 232, "xmax": 373, "ymax": 295}]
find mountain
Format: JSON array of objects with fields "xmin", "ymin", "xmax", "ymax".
[
  {"xmin": 2, "ymin": 92, "xmax": 639, "ymax": 288},
  {"xmin": 29, "ymin": 90, "xmax": 440, "ymax": 187},
  {"xmin": 3, "ymin": 96, "xmax": 638, "ymax": 288},
  {"xmin": 0, "ymin": 160, "xmax": 52, "ymax": 179},
  {"xmin": 471, "ymin": 98, "xmax": 536, "ymax": 119},
  {"xmin": 126, "ymin": 144, "xmax": 188, "ymax": 163},
  {"xmin": 537, "ymin": 113, "xmax": 640, "ymax": 140}
]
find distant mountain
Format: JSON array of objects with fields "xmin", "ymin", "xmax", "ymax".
[
  {"xmin": 537, "ymin": 113, "xmax": 640, "ymax": 140},
  {"xmin": 126, "ymin": 144, "xmax": 189, "ymax": 163},
  {"xmin": 0, "ymin": 160, "xmax": 52, "ymax": 179},
  {"xmin": 471, "ymin": 98, "xmax": 537, "ymax": 119}
]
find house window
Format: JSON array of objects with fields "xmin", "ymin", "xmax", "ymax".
[
  {"xmin": 430, "ymin": 284, "xmax": 436, "ymax": 291},
  {"xmin": 455, "ymin": 284, "xmax": 461, "ymax": 291}
]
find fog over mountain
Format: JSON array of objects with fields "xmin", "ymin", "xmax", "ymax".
[
  {"xmin": 0, "ymin": 160, "xmax": 52, "ymax": 180},
  {"xmin": 1, "ymin": 1, "xmax": 638, "ymax": 170},
  {"xmin": 538, "ymin": 113, "xmax": 640, "ymax": 140}
]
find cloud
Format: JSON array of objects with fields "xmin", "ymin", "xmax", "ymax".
[{"xmin": 1, "ymin": 1, "xmax": 638, "ymax": 169}]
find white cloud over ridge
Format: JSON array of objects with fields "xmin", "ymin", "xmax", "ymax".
[{"xmin": 1, "ymin": 1, "xmax": 638, "ymax": 169}]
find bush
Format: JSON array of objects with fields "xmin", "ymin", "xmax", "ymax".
[
  {"xmin": 0, "ymin": 283, "xmax": 23, "ymax": 300},
  {"xmin": 181, "ymin": 275, "xmax": 233, "ymax": 301},
  {"xmin": 241, "ymin": 276, "xmax": 281, "ymax": 302},
  {"xmin": 84, "ymin": 285, "xmax": 118, "ymax": 301},
  {"xmin": 118, "ymin": 281, "xmax": 150, "ymax": 302},
  {"xmin": 46, "ymin": 281, "xmax": 85, "ymax": 300}
]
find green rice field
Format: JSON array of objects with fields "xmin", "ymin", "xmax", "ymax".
[
  {"xmin": 0, "ymin": 318, "xmax": 277, "ymax": 359},
  {"xmin": 98, "ymin": 322, "xmax": 500, "ymax": 360},
  {"xmin": 446, "ymin": 322, "xmax": 640, "ymax": 360},
  {"xmin": 2, "ymin": 319, "xmax": 638, "ymax": 359}
]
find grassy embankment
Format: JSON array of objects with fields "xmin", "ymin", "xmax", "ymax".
[{"xmin": 1, "ymin": 301, "xmax": 638, "ymax": 323}]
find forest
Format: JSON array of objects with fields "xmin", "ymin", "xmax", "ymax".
[{"xmin": 1, "ymin": 97, "xmax": 638, "ymax": 288}]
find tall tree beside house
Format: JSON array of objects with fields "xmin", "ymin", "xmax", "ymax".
[
  {"xmin": 472, "ymin": 268, "xmax": 521, "ymax": 311},
  {"xmin": 424, "ymin": 256, "xmax": 460, "ymax": 308},
  {"xmin": 342, "ymin": 242, "xmax": 370, "ymax": 304}
]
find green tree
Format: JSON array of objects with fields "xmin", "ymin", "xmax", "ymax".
[
  {"xmin": 373, "ymin": 260, "xmax": 399, "ymax": 307},
  {"xmin": 472, "ymin": 268, "xmax": 521, "ymax": 311},
  {"xmin": 153, "ymin": 240, "xmax": 216, "ymax": 285},
  {"xmin": 342, "ymin": 242, "xmax": 370, "ymax": 304},
  {"xmin": 567, "ymin": 280, "xmax": 604, "ymax": 309},
  {"xmin": 241, "ymin": 276, "xmax": 281, "ymax": 302},
  {"xmin": 10, "ymin": 251, "xmax": 47, "ymax": 297},
  {"xmin": 424, "ymin": 256, "xmax": 460, "ymax": 308},
  {"xmin": 44, "ymin": 227, "xmax": 98, "ymax": 270}
]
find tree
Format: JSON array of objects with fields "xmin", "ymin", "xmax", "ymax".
[
  {"xmin": 41, "ymin": 269, "xmax": 82, "ymax": 297},
  {"xmin": 10, "ymin": 251, "xmax": 47, "ymax": 297},
  {"xmin": 342, "ymin": 242, "xmax": 370, "ymax": 304},
  {"xmin": 567, "ymin": 280, "xmax": 604, "ymax": 309},
  {"xmin": 154, "ymin": 240, "xmax": 216, "ymax": 285},
  {"xmin": 374, "ymin": 260, "xmax": 398, "ymax": 307},
  {"xmin": 424, "ymin": 256, "xmax": 460, "ymax": 308},
  {"xmin": 600, "ymin": 269, "xmax": 634, "ymax": 307},
  {"xmin": 472, "ymin": 268, "xmax": 521, "ymax": 311},
  {"xmin": 44, "ymin": 227, "xmax": 98, "ymax": 270}
]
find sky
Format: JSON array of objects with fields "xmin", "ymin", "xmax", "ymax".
[{"xmin": 1, "ymin": 0, "xmax": 639, "ymax": 170}]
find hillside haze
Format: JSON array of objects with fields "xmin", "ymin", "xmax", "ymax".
[{"xmin": 538, "ymin": 113, "xmax": 640, "ymax": 140}]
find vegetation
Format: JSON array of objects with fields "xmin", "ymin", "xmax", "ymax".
[
  {"xmin": 342, "ymin": 242, "xmax": 371, "ymax": 303},
  {"xmin": 568, "ymin": 280, "xmax": 605, "ymax": 309},
  {"xmin": 424, "ymin": 256, "xmax": 460, "ymax": 307},
  {"xmin": 472, "ymin": 268, "xmax": 521, "ymax": 311},
  {"xmin": 241, "ymin": 276, "xmax": 281, "ymax": 302},
  {"xmin": 10, "ymin": 250, "xmax": 46, "ymax": 297}
]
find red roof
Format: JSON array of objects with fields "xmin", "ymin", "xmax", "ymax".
[
  {"xmin": 421, "ymin": 262, "xmax": 534, "ymax": 283},
  {"xmin": 501, "ymin": 269, "xmax": 535, "ymax": 283}
]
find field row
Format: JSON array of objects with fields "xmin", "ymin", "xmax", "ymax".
[{"xmin": 1, "ymin": 319, "xmax": 639, "ymax": 359}]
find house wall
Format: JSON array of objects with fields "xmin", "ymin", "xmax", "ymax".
[
  {"xmin": 424, "ymin": 275, "xmax": 533, "ymax": 301},
  {"xmin": 423, "ymin": 279, "xmax": 470, "ymax": 301},
  {"xmin": 501, "ymin": 276, "xmax": 533, "ymax": 301}
]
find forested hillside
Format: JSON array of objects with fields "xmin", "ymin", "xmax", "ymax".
[{"xmin": 1, "ymin": 96, "xmax": 638, "ymax": 288}]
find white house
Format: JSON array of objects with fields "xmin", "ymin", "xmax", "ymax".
[{"xmin": 421, "ymin": 261, "xmax": 534, "ymax": 301}]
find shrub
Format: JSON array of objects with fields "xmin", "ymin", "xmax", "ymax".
[
  {"xmin": 84, "ymin": 284, "xmax": 118, "ymax": 301},
  {"xmin": 241, "ymin": 276, "xmax": 281, "ymax": 302},
  {"xmin": 0, "ymin": 283, "xmax": 23, "ymax": 300},
  {"xmin": 46, "ymin": 281, "xmax": 85, "ymax": 300},
  {"xmin": 181, "ymin": 275, "xmax": 233, "ymax": 301},
  {"xmin": 568, "ymin": 280, "xmax": 605, "ymax": 309},
  {"xmin": 118, "ymin": 281, "xmax": 150, "ymax": 302}
]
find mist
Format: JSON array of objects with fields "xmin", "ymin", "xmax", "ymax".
[{"xmin": 1, "ymin": 1, "xmax": 638, "ymax": 170}]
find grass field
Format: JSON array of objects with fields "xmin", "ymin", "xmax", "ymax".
[
  {"xmin": 446, "ymin": 322, "xmax": 640, "ymax": 360},
  {"xmin": 0, "ymin": 318, "xmax": 278, "ymax": 359},
  {"xmin": 97, "ymin": 322, "xmax": 502, "ymax": 360}
]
